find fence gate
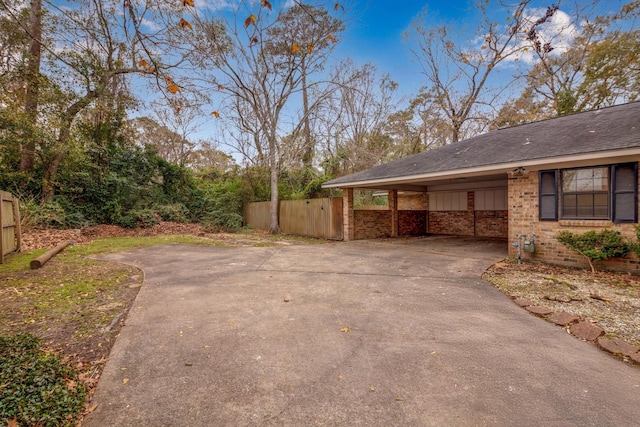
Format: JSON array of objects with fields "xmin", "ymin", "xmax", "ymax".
[{"xmin": 1, "ymin": 191, "xmax": 21, "ymax": 263}]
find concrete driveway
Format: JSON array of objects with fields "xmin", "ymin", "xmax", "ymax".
[{"xmin": 84, "ymin": 237, "xmax": 640, "ymax": 426}]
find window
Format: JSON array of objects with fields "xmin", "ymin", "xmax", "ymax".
[
  {"xmin": 561, "ymin": 167, "xmax": 609, "ymax": 219},
  {"xmin": 538, "ymin": 163, "xmax": 637, "ymax": 222}
]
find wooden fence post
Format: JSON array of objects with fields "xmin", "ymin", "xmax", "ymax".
[
  {"xmin": 1, "ymin": 190, "xmax": 21, "ymax": 263},
  {"xmin": 13, "ymin": 196, "xmax": 21, "ymax": 252}
]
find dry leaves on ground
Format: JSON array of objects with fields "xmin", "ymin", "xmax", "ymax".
[{"xmin": 484, "ymin": 260, "xmax": 640, "ymax": 348}]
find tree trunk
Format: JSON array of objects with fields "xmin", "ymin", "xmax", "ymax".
[
  {"xmin": 20, "ymin": 0, "xmax": 42, "ymax": 172},
  {"xmin": 268, "ymin": 135, "xmax": 280, "ymax": 234},
  {"xmin": 40, "ymin": 89, "xmax": 99, "ymax": 203},
  {"xmin": 301, "ymin": 63, "xmax": 313, "ymax": 171},
  {"xmin": 41, "ymin": 151, "xmax": 65, "ymax": 203}
]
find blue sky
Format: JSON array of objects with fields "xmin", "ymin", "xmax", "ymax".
[{"xmin": 333, "ymin": 0, "xmax": 484, "ymax": 99}]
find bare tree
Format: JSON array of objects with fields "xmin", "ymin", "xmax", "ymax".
[
  {"xmin": 405, "ymin": 0, "xmax": 554, "ymax": 143},
  {"xmin": 192, "ymin": 2, "xmax": 344, "ymax": 233},
  {"xmin": 522, "ymin": 1, "xmax": 640, "ymax": 114},
  {"xmin": 315, "ymin": 60, "xmax": 399, "ymax": 176}
]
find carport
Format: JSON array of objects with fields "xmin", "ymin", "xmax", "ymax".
[
  {"xmin": 328, "ymin": 173, "xmax": 509, "ymax": 242},
  {"xmin": 322, "ymin": 102, "xmax": 640, "ymax": 271}
]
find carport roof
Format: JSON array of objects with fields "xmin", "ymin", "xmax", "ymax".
[{"xmin": 323, "ymin": 101, "xmax": 640, "ymax": 189}]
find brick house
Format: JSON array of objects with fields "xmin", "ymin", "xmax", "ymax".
[{"xmin": 322, "ymin": 101, "xmax": 640, "ymax": 271}]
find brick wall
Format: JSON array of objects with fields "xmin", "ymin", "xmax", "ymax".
[
  {"xmin": 398, "ymin": 194, "xmax": 428, "ymax": 210},
  {"xmin": 399, "ymin": 211, "xmax": 427, "ymax": 236},
  {"xmin": 475, "ymin": 211, "xmax": 508, "ymax": 237},
  {"xmin": 354, "ymin": 210, "xmax": 391, "ymax": 239},
  {"xmin": 428, "ymin": 211, "xmax": 475, "ymax": 236},
  {"xmin": 508, "ymin": 171, "xmax": 640, "ymax": 273},
  {"xmin": 427, "ymin": 192, "xmax": 475, "ymax": 236}
]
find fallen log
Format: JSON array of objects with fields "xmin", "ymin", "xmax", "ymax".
[{"xmin": 30, "ymin": 241, "xmax": 72, "ymax": 269}]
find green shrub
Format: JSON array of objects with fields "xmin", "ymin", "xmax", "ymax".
[
  {"xmin": 118, "ymin": 209, "xmax": 159, "ymax": 229},
  {"xmin": 202, "ymin": 211, "xmax": 243, "ymax": 231},
  {"xmin": 153, "ymin": 203, "xmax": 190, "ymax": 223},
  {"xmin": 0, "ymin": 334, "xmax": 87, "ymax": 427},
  {"xmin": 557, "ymin": 229, "xmax": 630, "ymax": 272}
]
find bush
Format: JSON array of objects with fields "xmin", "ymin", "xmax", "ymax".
[
  {"xmin": 202, "ymin": 211, "xmax": 244, "ymax": 232},
  {"xmin": 153, "ymin": 203, "xmax": 190, "ymax": 223},
  {"xmin": 22, "ymin": 200, "xmax": 87, "ymax": 230},
  {"xmin": 117, "ymin": 209, "xmax": 159, "ymax": 229},
  {"xmin": 557, "ymin": 229, "xmax": 630, "ymax": 272},
  {"xmin": 0, "ymin": 334, "xmax": 87, "ymax": 427}
]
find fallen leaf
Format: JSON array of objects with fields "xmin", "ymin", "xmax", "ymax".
[
  {"xmin": 83, "ymin": 403, "xmax": 99, "ymax": 415},
  {"xmin": 123, "ymin": 378, "xmax": 129, "ymax": 384},
  {"xmin": 370, "ymin": 386, "xmax": 376, "ymax": 392},
  {"xmin": 340, "ymin": 326, "xmax": 350, "ymax": 332},
  {"xmin": 430, "ymin": 351, "xmax": 437, "ymax": 355},
  {"xmin": 396, "ymin": 397, "xmax": 404, "ymax": 401},
  {"xmin": 7, "ymin": 418, "xmax": 18, "ymax": 427},
  {"xmin": 338, "ymin": 375, "xmax": 344, "ymax": 381}
]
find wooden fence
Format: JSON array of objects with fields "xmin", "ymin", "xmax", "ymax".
[
  {"xmin": 1, "ymin": 190, "xmax": 21, "ymax": 263},
  {"xmin": 244, "ymin": 198, "xmax": 343, "ymax": 240}
]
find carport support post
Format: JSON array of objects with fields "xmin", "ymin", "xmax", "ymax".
[
  {"xmin": 389, "ymin": 190, "xmax": 398, "ymax": 237},
  {"xmin": 343, "ymin": 188, "xmax": 355, "ymax": 241}
]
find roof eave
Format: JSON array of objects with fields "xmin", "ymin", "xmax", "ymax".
[{"xmin": 322, "ymin": 147, "xmax": 640, "ymax": 189}]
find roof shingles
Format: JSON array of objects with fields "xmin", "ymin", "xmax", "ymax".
[{"xmin": 324, "ymin": 102, "xmax": 640, "ymax": 187}]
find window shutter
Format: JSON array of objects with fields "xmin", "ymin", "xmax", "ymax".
[
  {"xmin": 539, "ymin": 170, "xmax": 558, "ymax": 221},
  {"xmin": 612, "ymin": 163, "xmax": 637, "ymax": 223}
]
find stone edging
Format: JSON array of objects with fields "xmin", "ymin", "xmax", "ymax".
[{"xmin": 512, "ymin": 297, "xmax": 640, "ymax": 365}]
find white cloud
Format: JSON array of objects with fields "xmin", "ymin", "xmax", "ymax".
[
  {"xmin": 507, "ymin": 7, "xmax": 579, "ymax": 65},
  {"xmin": 196, "ymin": 0, "xmax": 243, "ymax": 13},
  {"xmin": 141, "ymin": 17, "xmax": 162, "ymax": 32}
]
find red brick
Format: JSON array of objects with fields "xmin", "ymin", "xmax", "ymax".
[
  {"xmin": 549, "ymin": 311, "xmax": 580, "ymax": 326},
  {"xmin": 597, "ymin": 337, "xmax": 639, "ymax": 357},
  {"xmin": 570, "ymin": 321, "xmax": 604, "ymax": 341},
  {"xmin": 513, "ymin": 298, "xmax": 534, "ymax": 307},
  {"xmin": 526, "ymin": 305, "xmax": 553, "ymax": 316}
]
